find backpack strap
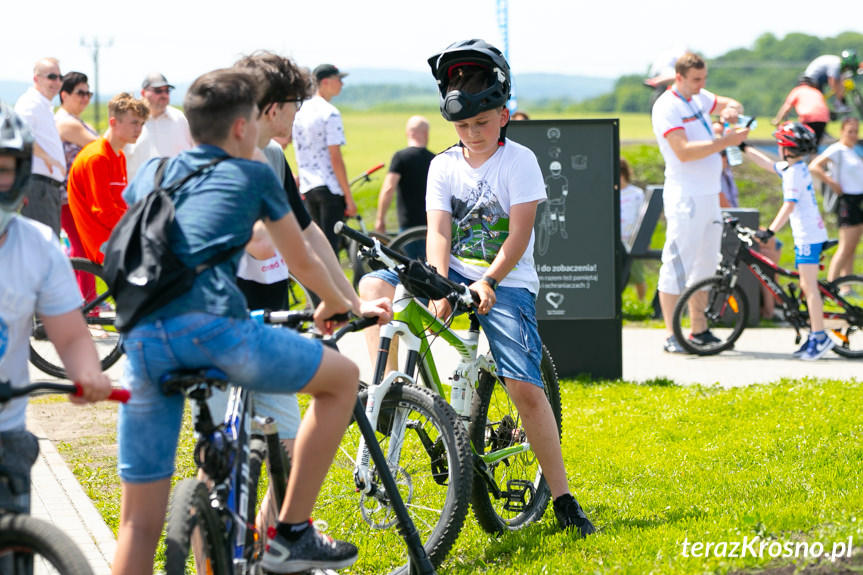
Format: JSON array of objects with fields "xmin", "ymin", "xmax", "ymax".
[{"xmin": 158, "ymin": 156, "xmax": 229, "ymax": 196}]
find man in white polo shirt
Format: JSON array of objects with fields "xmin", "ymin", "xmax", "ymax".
[
  {"xmin": 124, "ymin": 72, "xmax": 194, "ymax": 179},
  {"xmin": 651, "ymin": 51, "xmax": 749, "ymax": 353},
  {"xmin": 14, "ymin": 57, "xmax": 66, "ymax": 235}
]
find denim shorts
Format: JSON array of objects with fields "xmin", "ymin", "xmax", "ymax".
[
  {"xmin": 364, "ymin": 268, "xmax": 543, "ymax": 388},
  {"xmin": 117, "ymin": 312, "xmax": 323, "ymax": 483},
  {"xmin": 794, "ymin": 242, "xmax": 824, "ymax": 266}
]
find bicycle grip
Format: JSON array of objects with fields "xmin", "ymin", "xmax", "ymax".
[{"xmin": 73, "ymin": 383, "xmax": 131, "ymax": 403}]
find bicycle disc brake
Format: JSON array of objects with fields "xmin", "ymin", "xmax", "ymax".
[{"xmin": 359, "ymin": 466, "xmax": 412, "ymax": 529}]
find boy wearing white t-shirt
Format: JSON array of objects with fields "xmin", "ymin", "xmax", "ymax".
[{"xmin": 745, "ymin": 122, "xmax": 833, "ymax": 360}]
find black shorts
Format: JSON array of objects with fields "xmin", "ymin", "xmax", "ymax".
[{"xmin": 837, "ymin": 193, "xmax": 863, "ymax": 228}]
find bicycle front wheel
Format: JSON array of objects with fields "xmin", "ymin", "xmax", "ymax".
[
  {"xmin": 825, "ymin": 274, "xmax": 863, "ymax": 358},
  {"xmin": 29, "ymin": 258, "xmax": 122, "ymax": 379},
  {"xmin": 313, "ymin": 382, "xmax": 472, "ymax": 575},
  {"xmin": 164, "ymin": 478, "xmax": 230, "ymax": 575},
  {"xmin": 0, "ymin": 514, "xmax": 94, "ymax": 574},
  {"xmin": 469, "ymin": 344, "xmax": 562, "ymax": 533},
  {"xmin": 672, "ymin": 275, "xmax": 749, "ymax": 356}
]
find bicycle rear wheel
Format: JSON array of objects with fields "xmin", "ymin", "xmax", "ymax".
[
  {"xmin": 387, "ymin": 226, "xmax": 427, "ymax": 261},
  {"xmin": 312, "ymin": 382, "xmax": 472, "ymax": 575},
  {"xmin": 469, "ymin": 344, "xmax": 562, "ymax": 533},
  {"xmin": 672, "ymin": 275, "xmax": 749, "ymax": 356},
  {"xmin": 164, "ymin": 478, "xmax": 230, "ymax": 575},
  {"xmin": 825, "ymin": 274, "xmax": 863, "ymax": 358},
  {"xmin": 29, "ymin": 258, "xmax": 122, "ymax": 379},
  {"xmin": 0, "ymin": 514, "xmax": 94, "ymax": 574}
]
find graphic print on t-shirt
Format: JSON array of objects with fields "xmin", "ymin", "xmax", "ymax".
[{"xmin": 450, "ymin": 178, "xmax": 509, "ymax": 267}]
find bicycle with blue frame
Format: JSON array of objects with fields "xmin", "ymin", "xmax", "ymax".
[
  {"xmin": 306, "ymin": 223, "xmax": 562, "ymax": 572},
  {"xmin": 162, "ymin": 311, "xmax": 437, "ymax": 575}
]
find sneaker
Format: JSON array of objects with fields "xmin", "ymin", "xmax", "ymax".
[
  {"xmin": 663, "ymin": 335, "xmax": 687, "ymax": 354},
  {"xmin": 792, "ymin": 336, "xmax": 811, "ymax": 359},
  {"xmin": 688, "ymin": 329, "xmax": 722, "ymax": 346},
  {"xmin": 799, "ymin": 335, "xmax": 835, "ymax": 361},
  {"xmin": 261, "ymin": 524, "xmax": 358, "ymax": 573},
  {"xmin": 553, "ymin": 494, "xmax": 596, "ymax": 537}
]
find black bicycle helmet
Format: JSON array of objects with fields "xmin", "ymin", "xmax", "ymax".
[
  {"xmin": 840, "ymin": 49, "xmax": 860, "ymax": 73},
  {"xmin": 427, "ymin": 39, "xmax": 511, "ymax": 121},
  {"xmin": 773, "ymin": 122, "xmax": 817, "ymax": 156},
  {"xmin": 0, "ymin": 101, "xmax": 34, "ymax": 234}
]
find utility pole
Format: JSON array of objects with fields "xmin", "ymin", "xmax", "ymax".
[
  {"xmin": 495, "ymin": 0, "xmax": 517, "ymax": 111},
  {"xmin": 80, "ymin": 37, "xmax": 113, "ymax": 129}
]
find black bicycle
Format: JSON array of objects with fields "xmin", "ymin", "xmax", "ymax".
[
  {"xmin": 29, "ymin": 258, "xmax": 122, "ymax": 379},
  {"xmin": 163, "ymin": 311, "xmax": 436, "ymax": 575},
  {"xmin": 672, "ymin": 217, "xmax": 863, "ymax": 356},
  {"xmin": 0, "ymin": 380, "xmax": 129, "ymax": 574}
]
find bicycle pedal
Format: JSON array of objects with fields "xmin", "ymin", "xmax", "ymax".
[{"xmin": 502, "ymin": 479, "xmax": 535, "ymax": 513}]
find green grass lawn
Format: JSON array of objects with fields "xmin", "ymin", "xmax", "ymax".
[{"xmin": 46, "ymin": 376, "xmax": 863, "ymax": 574}]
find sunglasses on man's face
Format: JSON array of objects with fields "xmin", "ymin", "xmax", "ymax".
[
  {"xmin": 38, "ymin": 73, "xmax": 62, "ymax": 81},
  {"xmin": 150, "ymin": 87, "xmax": 172, "ymax": 95},
  {"xmin": 74, "ymin": 90, "xmax": 93, "ymax": 98}
]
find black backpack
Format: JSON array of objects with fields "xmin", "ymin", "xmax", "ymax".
[{"xmin": 102, "ymin": 156, "xmax": 244, "ymax": 332}]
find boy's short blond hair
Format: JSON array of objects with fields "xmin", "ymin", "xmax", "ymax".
[{"xmin": 108, "ymin": 92, "xmax": 150, "ymax": 121}]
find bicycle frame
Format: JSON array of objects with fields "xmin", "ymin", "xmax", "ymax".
[{"xmin": 721, "ymin": 227, "xmax": 856, "ymax": 331}]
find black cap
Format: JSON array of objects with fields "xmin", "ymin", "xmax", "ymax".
[
  {"xmin": 313, "ymin": 64, "xmax": 348, "ymax": 83},
  {"xmin": 142, "ymin": 72, "xmax": 174, "ymax": 90}
]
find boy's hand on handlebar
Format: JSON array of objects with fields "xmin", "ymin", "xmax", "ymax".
[
  {"xmin": 431, "ymin": 297, "xmax": 452, "ymax": 320},
  {"xmin": 70, "ymin": 371, "xmax": 112, "ymax": 404},
  {"xmin": 755, "ymin": 228, "xmax": 774, "ymax": 243},
  {"xmin": 469, "ymin": 279, "xmax": 496, "ymax": 315},
  {"xmin": 356, "ymin": 297, "xmax": 393, "ymax": 325},
  {"xmin": 314, "ymin": 300, "xmax": 352, "ymax": 335}
]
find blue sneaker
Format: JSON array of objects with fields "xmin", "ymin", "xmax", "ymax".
[
  {"xmin": 792, "ymin": 336, "xmax": 811, "ymax": 359},
  {"xmin": 799, "ymin": 335, "xmax": 835, "ymax": 361}
]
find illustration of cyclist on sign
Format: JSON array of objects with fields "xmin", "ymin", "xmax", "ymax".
[
  {"xmin": 451, "ymin": 179, "xmax": 508, "ymax": 265},
  {"xmin": 536, "ymin": 160, "xmax": 569, "ymax": 256}
]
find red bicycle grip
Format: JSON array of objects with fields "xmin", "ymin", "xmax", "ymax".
[{"xmin": 73, "ymin": 383, "xmax": 131, "ymax": 403}]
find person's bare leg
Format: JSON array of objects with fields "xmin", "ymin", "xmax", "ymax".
[
  {"xmin": 829, "ymin": 225, "xmax": 863, "ymax": 281},
  {"xmin": 359, "ymin": 276, "xmax": 399, "ymax": 373},
  {"xmin": 257, "ymin": 438, "xmax": 295, "ymax": 534},
  {"xmin": 659, "ymin": 290, "xmax": 679, "ymax": 337},
  {"xmin": 278, "ymin": 348, "xmax": 358, "ymax": 522},
  {"xmin": 635, "ymin": 282, "xmax": 647, "ymax": 301},
  {"xmin": 112, "ymin": 479, "xmax": 172, "ymax": 575},
  {"xmin": 687, "ymin": 290, "xmax": 708, "ymax": 335},
  {"xmin": 799, "ymin": 264, "xmax": 824, "ymax": 332},
  {"xmin": 504, "ymin": 378, "xmax": 569, "ymax": 498}
]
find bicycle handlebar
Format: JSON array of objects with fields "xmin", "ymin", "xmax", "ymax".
[
  {"xmin": 334, "ymin": 222, "xmax": 480, "ymax": 307},
  {"xmin": 0, "ymin": 380, "xmax": 130, "ymax": 403},
  {"xmin": 252, "ymin": 309, "xmax": 379, "ymax": 343},
  {"xmin": 348, "ymin": 163, "xmax": 386, "ymax": 187}
]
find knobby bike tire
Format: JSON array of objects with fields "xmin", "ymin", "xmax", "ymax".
[
  {"xmin": 350, "ymin": 231, "xmax": 392, "ymax": 290},
  {"xmin": 312, "ymin": 382, "xmax": 472, "ymax": 575},
  {"xmin": 29, "ymin": 258, "xmax": 122, "ymax": 379},
  {"xmin": 0, "ymin": 514, "xmax": 94, "ymax": 575},
  {"xmin": 386, "ymin": 226, "xmax": 427, "ymax": 261},
  {"xmin": 246, "ymin": 434, "xmax": 292, "ymax": 563},
  {"xmin": 469, "ymin": 344, "xmax": 562, "ymax": 533},
  {"xmin": 164, "ymin": 478, "xmax": 230, "ymax": 575},
  {"xmin": 825, "ymin": 274, "xmax": 863, "ymax": 358},
  {"xmin": 672, "ymin": 275, "xmax": 749, "ymax": 356}
]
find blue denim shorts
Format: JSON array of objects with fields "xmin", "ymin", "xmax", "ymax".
[
  {"xmin": 117, "ymin": 313, "xmax": 323, "ymax": 483},
  {"xmin": 364, "ymin": 268, "xmax": 543, "ymax": 387},
  {"xmin": 794, "ymin": 242, "xmax": 824, "ymax": 266}
]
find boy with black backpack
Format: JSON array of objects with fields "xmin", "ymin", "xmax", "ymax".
[{"xmin": 110, "ymin": 69, "xmax": 389, "ymax": 575}]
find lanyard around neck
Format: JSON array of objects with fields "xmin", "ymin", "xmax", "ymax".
[{"xmin": 672, "ymin": 89, "xmax": 714, "ymax": 140}]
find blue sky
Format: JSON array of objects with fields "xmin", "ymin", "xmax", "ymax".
[{"xmin": 2, "ymin": 0, "xmax": 859, "ymax": 95}]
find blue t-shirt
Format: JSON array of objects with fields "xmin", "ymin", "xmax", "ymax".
[{"xmin": 122, "ymin": 145, "xmax": 290, "ymax": 322}]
